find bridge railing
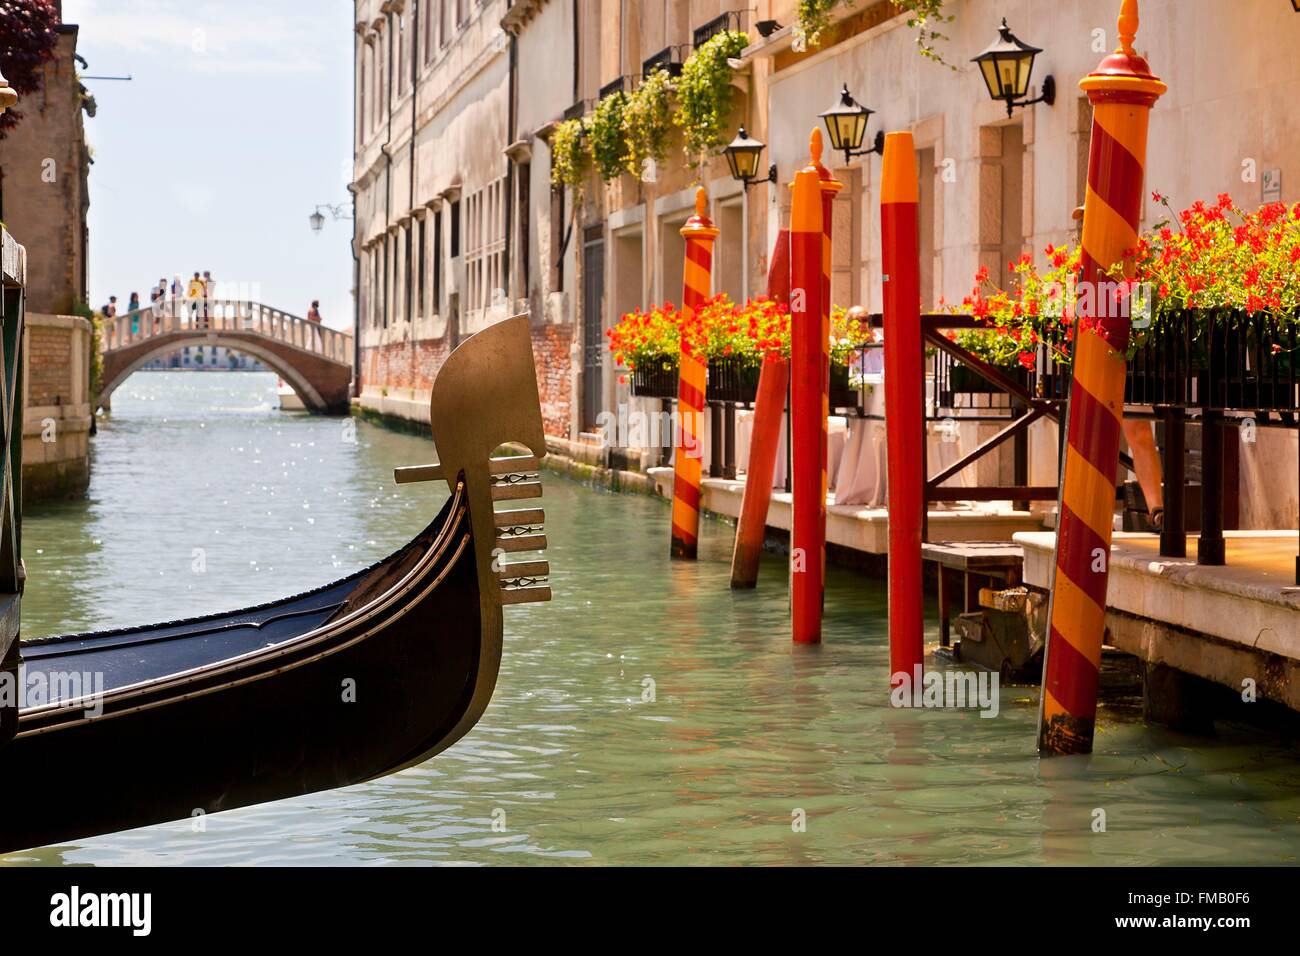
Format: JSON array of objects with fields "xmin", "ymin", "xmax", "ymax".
[{"xmin": 102, "ymin": 299, "xmax": 354, "ymax": 365}]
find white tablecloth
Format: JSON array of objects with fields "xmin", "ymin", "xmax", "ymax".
[{"xmin": 735, "ymin": 409, "xmax": 851, "ymax": 492}]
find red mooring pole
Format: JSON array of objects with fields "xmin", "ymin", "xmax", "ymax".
[
  {"xmin": 790, "ymin": 162, "xmax": 825, "ymax": 644},
  {"xmin": 730, "ymin": 229, "xmax": 791, "ymax": 589},
  {"xmin": 813, "ymin": 131, "xmax": 842, "ymax": 577},
  {"xmin": 881, "ymin": 131, "xmax": 924, "ymax": 683}
]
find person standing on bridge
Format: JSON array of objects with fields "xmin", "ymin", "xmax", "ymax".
[
  {"xmin": 202, "ymin": 270, "xmax": 214, "ymax": 324},
  {"xmin": 150, "ymin": 280, "xmax": 164, "ymax": 329},
  {"xmin": 187, "ymin": 272, "xmax": 205, "ymax": 328},
  {"xmin": 307, "ymin": 300, "xmax": 322, "ymax": 350},
  {"xmin": 128, "ymin": 292, "xmax": 140, "ymax": 335}
]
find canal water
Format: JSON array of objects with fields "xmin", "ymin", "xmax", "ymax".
[{"xmin": 8, "ymin": 372, "xmax": 1300, "ymax": 865}]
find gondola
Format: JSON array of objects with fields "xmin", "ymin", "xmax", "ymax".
[{"xmin": 0, "ymin": 314, "xmax": 550, "ymax": 854}]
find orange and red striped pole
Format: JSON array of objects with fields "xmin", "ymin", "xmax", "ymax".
[
  {"xmin": 812, "ymin": 131, "xmax": 842, "ymax": 565},
  {"xmin": 1039, "ymin": 0, "xmax": 1166, "ymax": 755},
  {"xmin": 790, "ymin": 162, "xmax": 825, "ymax": 644},
  {"xmin": 730, "ymin": 229, "xmax": 791, "ymax": 588},
  {"xmin": 671, "ymin": 187, "xmax": 719, "ymax": 560},
  {"xmin": 881, "ymin": 131, "xmax": 925, "ymax": 682}
]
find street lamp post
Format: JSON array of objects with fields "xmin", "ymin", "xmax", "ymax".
[
  {"xmin": 972, "ymin": 18, "xmax": 1056, "ymax": 117},
  {"xmin": 818, "ymin": 85, "xmax": 884, "ymax": 165}
]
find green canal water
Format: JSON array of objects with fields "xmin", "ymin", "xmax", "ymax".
[{"xmin": 6, "ymin": 371, "xmax": 1300, "ymax": 865}]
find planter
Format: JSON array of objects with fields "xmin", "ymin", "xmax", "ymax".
[
  {"xmin": 707, "ymin": 357, "xmax": 761, "ymax": 404},
  {"xmin": 1126, "ymin": 308, "xmax": 1300, "ymax": 411},
  {"xmin": 630, "ymin": 362, "xmax": 679, "ymax": 400},
  {"xmin": 829, "ymin": 362, "xmax": 857, "ymax": 409},
  {"xmin": 946, "ymin": 363, "xmax": 1024, "ymax": 394}
]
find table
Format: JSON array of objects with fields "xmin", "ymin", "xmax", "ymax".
[{"xmin": 921, "ymin": 541, "xmax": 1024, "ymax": 647}]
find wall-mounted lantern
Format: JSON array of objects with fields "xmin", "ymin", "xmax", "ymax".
[
  {"xmin": 309, "ymin": 203, "xmax": 354, "ymax": 233},
  {"xmin": 724, "ymin": 127, "xmax": 778, "ymax": 190},
  {"xmin": 819, "ymin": 85, "xmax": 884, "ymax": 164},
  {"xmin": 972, "ymin": 18, "xmax": 1056, "ymax": 117}
]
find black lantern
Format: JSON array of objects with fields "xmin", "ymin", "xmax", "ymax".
[
  {"xmin": 972, "ymin": 18, "xmax": 1055, "ymax": 117},
  {"xmin": 309, "ymin": 209, "xmax": 326, "ymax": 233},
  {"xmin": 724, "ymin": 127, "xmax": 777, "ymax": 190},
  {"xmin": 819, "ymin": 85, "xmax": 884, "ymax": 164}
]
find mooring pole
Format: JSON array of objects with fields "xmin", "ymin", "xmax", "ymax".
[
  {"xmin": 813, "ymin": 131, "xmax": 842, "ymax": 577},
  {"xmin": 1038, "ymin": 0, "xmax": 1166, "ymax": 755},
  {"xmin": 790, "ymin": 162, "xmax": 826, "ymax": 644},
  {"xmin": 880, "ymin": 131, "xmax": 925, "ymax": 683},
  {"xmin": 730, "ymin": 229, "xmax": 791, "ymax": 589},
  {"xmin": 670, "ymin": 188, "xmax": 719, "ymax": 560}
]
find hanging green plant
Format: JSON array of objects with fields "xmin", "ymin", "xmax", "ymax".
[
  {"xmin": 674, "ymin": 29, "xmax": 750, "ymax": 168},
  {"xmin": 623, "ymin": 68, "xmax": 673, "ymax": 178},
  {"xmin": 550, "ymin": 116, "xmax": 590, "ymax": 192},
  {"xmin": 794, "ymin": 0, "xmax": 840, "ymax": 48},
  {"xmin": 590, "ymin": 91, "xmax": 630, "ymax": 182},
  {"xmin": 795, "ymin": 0, "xmax": 955, "ymax": 68}
]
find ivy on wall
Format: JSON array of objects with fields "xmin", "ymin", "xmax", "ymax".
[
  {"xmin": 549, "ymin": 116, "xmax": 591, "ymax": 192},
  {"xmin": 548, "ymin": 27, "xmax": 757, "ymax": 190},
  {"xmin": 796, "ymin": 0, "xmax": 956, "ymax": 68},
  {"xmin": 673, "ymin": 29, "xmax": 751, "ymax": 168},
  {"xmin": 590, "ymin": 91, "xmax": 630, "ymax": 182},
  {"xmin": 622, "ymin": 68, "xmax": 673, "ymax": 178}
]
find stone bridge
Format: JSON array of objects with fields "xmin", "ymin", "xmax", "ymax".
[{"xmin": 99, "ymin": 300, "xmax": 354, "ymax": 413}]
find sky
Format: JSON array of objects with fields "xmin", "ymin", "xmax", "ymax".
[{"xmin": 65, "ymin": 0, "xmax": 355, "ymax": 330}]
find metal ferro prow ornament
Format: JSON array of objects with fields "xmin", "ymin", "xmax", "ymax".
[{"xmin": 394, "ymin": 313, "xmax": 551, "ymax": 737}]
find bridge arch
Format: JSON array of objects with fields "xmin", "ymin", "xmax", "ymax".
[
  {"xmin": 99, "ymin": 334, "xmax": 332, "ymax": 412},
  {"xmin": 98, "ymin": 305, "xmax": 353, "ymax": 415}
]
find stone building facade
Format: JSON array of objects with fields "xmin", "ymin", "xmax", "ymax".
[
  {"xmin": 352, "ymin": 0, "xmax": 564, "ymax": 429},
  {"xmin": 353, "ymin": 0, "xmax": 1300, "ymax": 523},
  {"xmin": 0, "ymin": 7, "xmax": 94, "ymax": 501}
]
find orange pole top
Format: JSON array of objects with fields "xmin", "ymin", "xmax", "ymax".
[
  {"xmin": 880, "ymin": 132, "xmax": 918, "ymax": 205},
  {"xmin": 680, "ymin": 186, "xmax": 720, "ymax": 241},
  {"xmin": 806, "ymin": 127, "xmax": 843, "ymax": 196},
  {"xmin": 790, "ymin": 168, "xmax": 824, "ymax": 234},
  {"xmin": 1078, "ymin": 0, "xmax": 1166, "ymax": 103}
]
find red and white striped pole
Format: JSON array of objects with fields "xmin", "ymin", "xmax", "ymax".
[
  {"xmin": 790, "ymin": 159, "xmax": 826, "ymax": 644},
  {"xmin": 670, "ymin": 187, "xmax": 719, "ymax": 560},
  {"xmin": 880, "ymin": 131, "xmax": 925, "ymax": 683}
]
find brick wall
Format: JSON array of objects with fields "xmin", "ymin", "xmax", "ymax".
[
  {"xmin": 0, "ymin": 27, "xmax": 88, "ymax": 315},
  {"xmin": 361, "ymin": 338, "xmax": 451, "ymax": 393},
  {"xmin": 23, "ymin": 313, "xmax": 93, "ymax": 501},
  {"xmin": 27, "ymin": 325, "xmax": 73, "ymax": 405},
  {"xmin": 531, "ymin": 322, "xmax": 572, "ymax": 440},
  {"xmin": 359, "ymin": 323, "xmax": 573, "ymax": 441}
]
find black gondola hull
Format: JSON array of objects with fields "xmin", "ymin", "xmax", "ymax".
[{"xmin": 0, "ymin": 496, "xmax": 486, "ymax": 854}]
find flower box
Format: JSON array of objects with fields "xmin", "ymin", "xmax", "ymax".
[
  {"xmin": 946, "ymin": 363, "xmax": 1026, "ymax": 394},
  {"xmin": 829, "ymin": 362, "xmax": 858, "ymax": 409},
  {"xmin": 706, "ymin": 357, "xmax": 761, "ymax": 404},
  {"xmin": 630, "ymin": 362, "xmax": 678, "ymax": 399}
]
